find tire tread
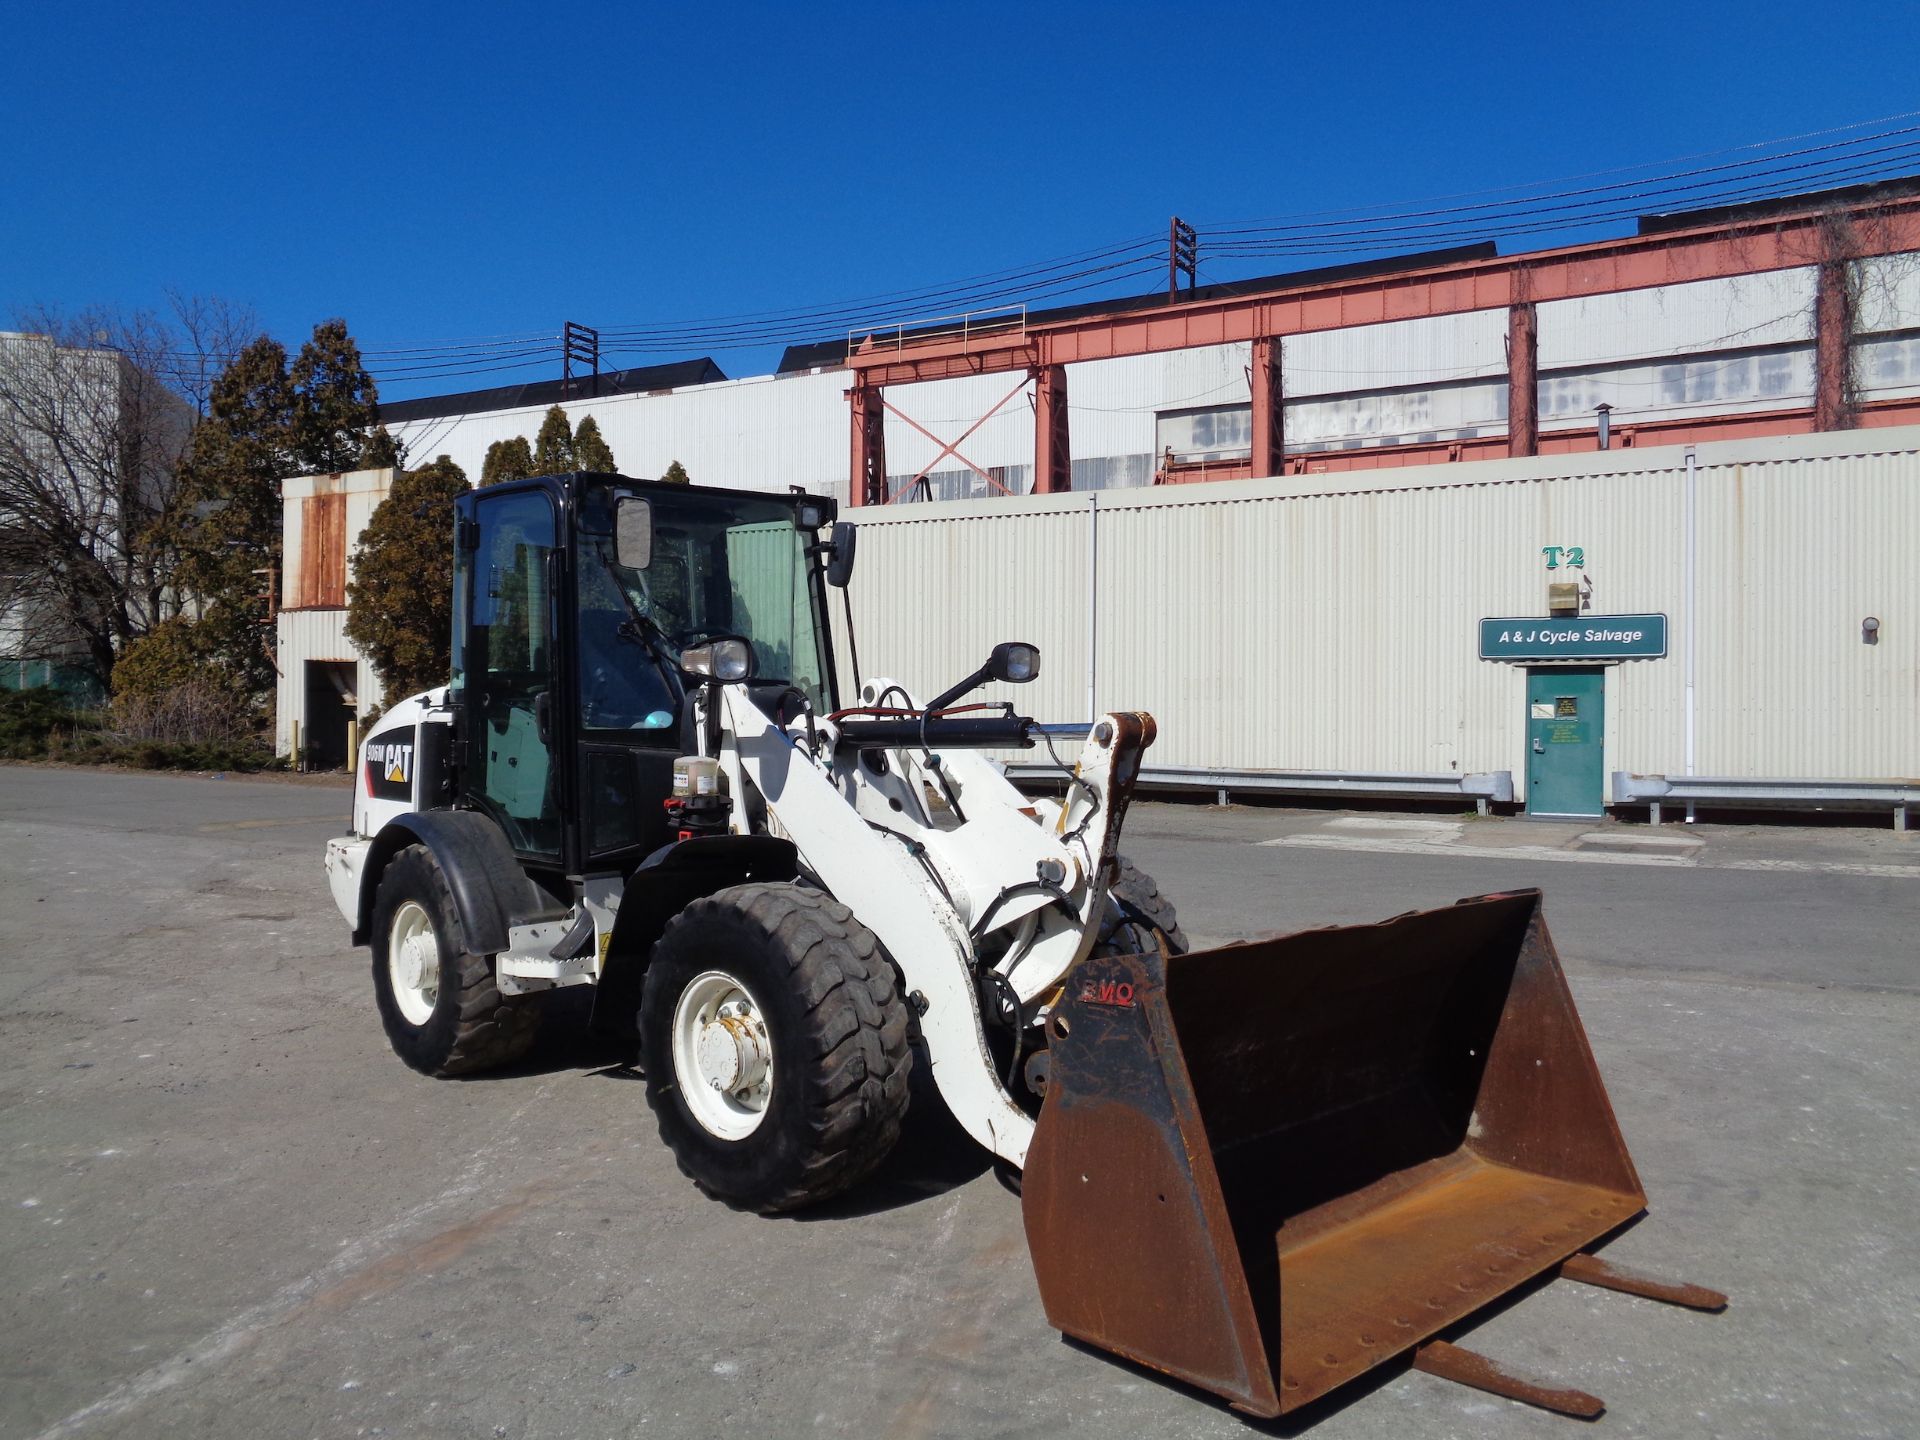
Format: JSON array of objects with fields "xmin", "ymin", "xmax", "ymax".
[{"xmin": 643, "ymin": 882, "xmax": 910, "ymax": 1212}]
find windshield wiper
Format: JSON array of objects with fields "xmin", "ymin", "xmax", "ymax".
[{"xmin": 596, "ymin": 546, "xmax": 678, "ymax": 667}]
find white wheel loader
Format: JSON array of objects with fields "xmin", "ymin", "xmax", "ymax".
[{"xmin": 326, "ymin": 471, "xmax": 1724, "ymax": 1422}]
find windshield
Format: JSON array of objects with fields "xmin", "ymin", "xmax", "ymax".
[{"xmin": 579, "ymin": 483, "xmax": 831, "ymax": 716}]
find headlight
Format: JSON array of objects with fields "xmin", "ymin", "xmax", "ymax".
[
  {"xmin": 680, "ymin": 639, "xmax": 755, "ymax": 683},
  {"xmin": 990, "ymin": 641, "xmax": 1040, "ymax": 685}
]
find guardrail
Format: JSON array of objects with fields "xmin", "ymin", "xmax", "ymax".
[
  {"xmin": 1005, "ymin": 762, "xmax": 1515, "ymax": 814},
  {"xmin": 1611, "ymin": 772, "xmax": 1916, "ymax": 830}
]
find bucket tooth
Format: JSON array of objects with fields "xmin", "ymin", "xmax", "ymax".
[
  {"xmin": 1559, "ymin": 1252, "xmax": 1729, "ymax": 1311},
  {"xmin": 1022, "ymin": 889, "xmax": 1653, "ymax": 1418},
  {"xmin": 1412, "ymin": 1340, "xmax": 1605, "ymax": 1418}
]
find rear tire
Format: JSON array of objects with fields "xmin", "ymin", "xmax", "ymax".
[
  {"xmin": 640, "ymin": 882, "xmax": 911, "ymax": 1213},
  {"xmin": 370, "ymin": 844, "xmax": 539, "ymax": 1076},
  {"xmin": 1099, "ymin": 855, "xmax": 1189, "ymax": 955}
]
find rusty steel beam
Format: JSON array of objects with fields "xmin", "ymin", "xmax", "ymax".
[
  {"xmin": 847, "ymin": 384, "xmax": 887, "ymax": 507},
  {"xmin": 1033, "ymin": 364, "xmax": 1070, "ymax": 493},
  {"xmin": 1508, "ymin": 299, "xmax": 1539, "ymax": 458},
  {"xmin": 1249, "ymin": 336, "xmax": 1283, "ymax": 478},
  {"xmin": 847, "ymin": 198, "xmax": 1920, "ymax": 388}
]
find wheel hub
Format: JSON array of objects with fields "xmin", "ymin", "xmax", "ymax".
[
  {"xmin": 387, "ymin": 901, "xmax": 440, "ymax": 1027},
  {"xmin": 397, "ymin": 934, "xmax": 433, "ymax": 991},
  {"xmin": 695, "ymin": 1002, "xmax": 771, "ymax": 1096},
  {"xmin": 671, "ymin": 972, "xmax": 774, "ymax": 1139}
]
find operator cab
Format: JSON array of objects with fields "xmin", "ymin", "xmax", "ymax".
[{"xmin": 451, "ymin": 471, "xmax": 843, "ymax": 879}]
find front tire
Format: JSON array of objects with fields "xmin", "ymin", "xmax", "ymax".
[
  {"xmin": 370, "ymin": 844, "xmax": 539, "ymax": 1076},
  {"xmin": 640, "ymin": 882, "xmax": 911, "ymax": 1212}
]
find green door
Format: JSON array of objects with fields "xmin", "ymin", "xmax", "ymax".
[{"xmin": 1526, "ymin": 668, "xmax": 1605, "ymax": 818}]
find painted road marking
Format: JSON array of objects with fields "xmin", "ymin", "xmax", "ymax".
[
  {"xmin": 1324, "ymin": 816, "xmax": 1464, "ymax": 833},
  {"xmin": 1263, "ymin": 834, "xmax": 1695, "ymax": 866},
  {"xmin": 1261, "ymin": 832, "xmax": 1920, "ymax": 878},
  {"xmin": 1576, "ymin": 830, "xmax": 1705, "ymax": 848}
]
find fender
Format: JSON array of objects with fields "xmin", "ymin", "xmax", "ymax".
[
  {"xmin": 355, "ymin": 809, "xmax": 552, "ymax": 953},
  {"xmin": 589, "ymin": 834, "xmax": 799, "ymax": 1048}
]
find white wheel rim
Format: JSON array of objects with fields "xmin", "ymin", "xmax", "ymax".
[
  {"xmin": 388, "ymin": 900, "xmax": 440, "ymax": 1027},
  {"xmin": 671, "ymin": 970, "xmax": 773, "ymax": 1140}
]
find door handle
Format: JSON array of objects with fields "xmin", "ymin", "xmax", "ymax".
[
  {"xmin": 1532, "ymin": 738, "xmax": 1545, "ymax": 753},
  {"xmin": 535, "ymin": 691, "xmax": 551, "ymax": 745}
]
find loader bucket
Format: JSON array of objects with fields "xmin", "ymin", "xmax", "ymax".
[{"xmin": 1022, "ymin": 890, "xmax": 1646, "ymax": 1418}]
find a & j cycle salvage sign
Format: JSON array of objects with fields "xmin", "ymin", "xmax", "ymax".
[{"xmin": 1478, "ymin": 614, "xmax": 1668, "ymax": 661}]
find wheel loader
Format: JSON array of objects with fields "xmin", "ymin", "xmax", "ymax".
[{"xmin": 325, "ymin": 470, "xmax": 1724, "ymax": 1421}]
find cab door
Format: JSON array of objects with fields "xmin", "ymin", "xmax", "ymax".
[{"xmin": 460, "ymin": 486, "xmax": 565, "ymax": 865}]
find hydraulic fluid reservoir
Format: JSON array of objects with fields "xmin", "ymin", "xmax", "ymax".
[{"xmin": 673, "ymin": 755, "xmax": 724, "ymax": 799}]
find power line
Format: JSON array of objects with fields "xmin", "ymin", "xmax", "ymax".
[{"xmin": 353, "ymin": 113, "xmax": 1920, "ymax": 390}]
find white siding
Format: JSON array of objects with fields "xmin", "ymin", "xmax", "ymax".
[
  {"xmin": 1069, "ymin": 344, "xmax": 1252, "ymax": 461},
  {"xmin": 274, "ymin": 608, "xmax": 381, "ymax": 757},
  {"xmin": 1853, "ymin": 253, "xmax": 1920, "ymax": 335},
  {"xmin": 847, "ymin": 427, "xmax": 1920, "ymax": 785},
  {"xmin": 1284, "ymin": 309, "xmax": 1509, "ymax": 394},
  {"xmin": 1538, "ymin": 269, "xmax": 1818, "ymax": 368},
  {"xmin": 383, "ymin": 370, "xmax": 851, "ymax": 503}
]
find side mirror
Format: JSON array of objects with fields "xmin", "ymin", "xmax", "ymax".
[
  {"xmin": 826, "ymin": 521, "xmax": 857, "ymax": 588},
  {"xmin": 987, "ymin": 641, "xmax": 1040, "ymax": 684},
  {"xmin": 679, "ymin": 638, "xmax": 755, "ymax": 683},
  {"xmin": 614, "ymin": 496, "xmax": 653, "ymax": 569}
]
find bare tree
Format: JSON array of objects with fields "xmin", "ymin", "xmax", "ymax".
[
  {"xmin": 0, "ymin": 303, "xmax": 213, "ymax": 685},
  {"xmin": 159, "ymin": 291, "xmax": 261, "ymax": 416}
]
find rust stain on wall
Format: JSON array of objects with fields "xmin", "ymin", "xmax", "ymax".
[{"xmin": 295, "ymin": 492, "xmax": 347, "ymax": 608}]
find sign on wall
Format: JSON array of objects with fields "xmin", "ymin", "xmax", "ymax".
[{"xmin": 1479, "ymin": 614, "xmax": 1668, "ymax": 661}]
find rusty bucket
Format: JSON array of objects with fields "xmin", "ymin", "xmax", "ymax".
[{"xmin": 1022, "ymin": 890, "xmax": 1648, "ymax": 1418}]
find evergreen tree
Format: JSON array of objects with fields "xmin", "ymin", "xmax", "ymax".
[
  {"xmin": 289, "ymin": 319, "xmax": 381, "ymax": 473},
  {"xmin": 573, "ymin": 415, "xmax": 617, "ymax": 472},
  {"xmin": 661, "ymin": 459, "xmax": 691, "ymax": 485},
  {"xmin": 344, "ymin": 457, "xmax": 469, "ymax": 703},
  {"xmin": 480, "ymin": 436, "xmax": 536, "ymax": 487},
  {"xmin": 170, "ymin": 336, "xmax": 297, "ymax": 701},
  {"xmin": 362, "ymin": 425, "xmax": 407, "ymax": 469},
  {"xmin": 532, "ymin": 405, "xmax": 575, "ymax": 472}
]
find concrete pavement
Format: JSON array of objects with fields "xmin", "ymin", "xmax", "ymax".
[{"xmin": 1, "ymin": 766, "xmax": 1914, "ymax": 1440}]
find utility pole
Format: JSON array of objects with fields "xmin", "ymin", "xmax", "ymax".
[
  {"xmin": 252, "ymin": 564, "xmax": 281, "ymax": 676},
  {"xmin": 1168, "ymin": 217, "xmax": 1198, "ymax": 299},
  {"xmin": 562, "ymin": 321, "xmax": 601, "ymax": 399}
]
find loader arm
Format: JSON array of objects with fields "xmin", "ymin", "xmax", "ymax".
[{"xmin": 720, "ymin": 685, "xmax": 1151, "ymax": 1169}]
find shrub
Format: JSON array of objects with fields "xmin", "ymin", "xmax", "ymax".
[
  {"xmin": 0, "ymin": 687, "xmax": 89, "ymax": 758},
  {"xmin": 113, "ymin": 678, "xmax": 257, "ymax": 748}
]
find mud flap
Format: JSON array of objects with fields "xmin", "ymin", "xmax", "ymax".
[{"xmin": 1020, "ymin": 889, "xmax": 1651, "ymax": 1418}]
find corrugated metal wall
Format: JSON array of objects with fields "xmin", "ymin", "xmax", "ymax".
[
  {"xmin": 274, "ymin": 608, "xmax": 380, "ymax": 757},
  {"xmin": 846, "ymin": 427, "xmax": 1919, "ymax": 784}
]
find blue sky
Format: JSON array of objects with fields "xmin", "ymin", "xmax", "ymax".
[{"xmin": 5, "ymin": 1, "xmax": 1916, "ymax": 395}]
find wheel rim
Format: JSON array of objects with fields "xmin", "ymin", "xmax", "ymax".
[
  {"xmin": 670, "ymin": 970, "xmax": 773, "ymax": 1140},
  {"xmin": 387, "ymin": 900, "xmax": 439, "ymax": 1027}
]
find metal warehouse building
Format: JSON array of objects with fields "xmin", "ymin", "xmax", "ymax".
[{"xmin": 279, "ymin": 180, "xmax": 1920, "ymax": 823}]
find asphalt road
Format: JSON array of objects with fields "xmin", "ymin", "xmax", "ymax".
[{"xmin": 2, "ymin": 767, "xmax": 1915, "ymax": 1440}]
